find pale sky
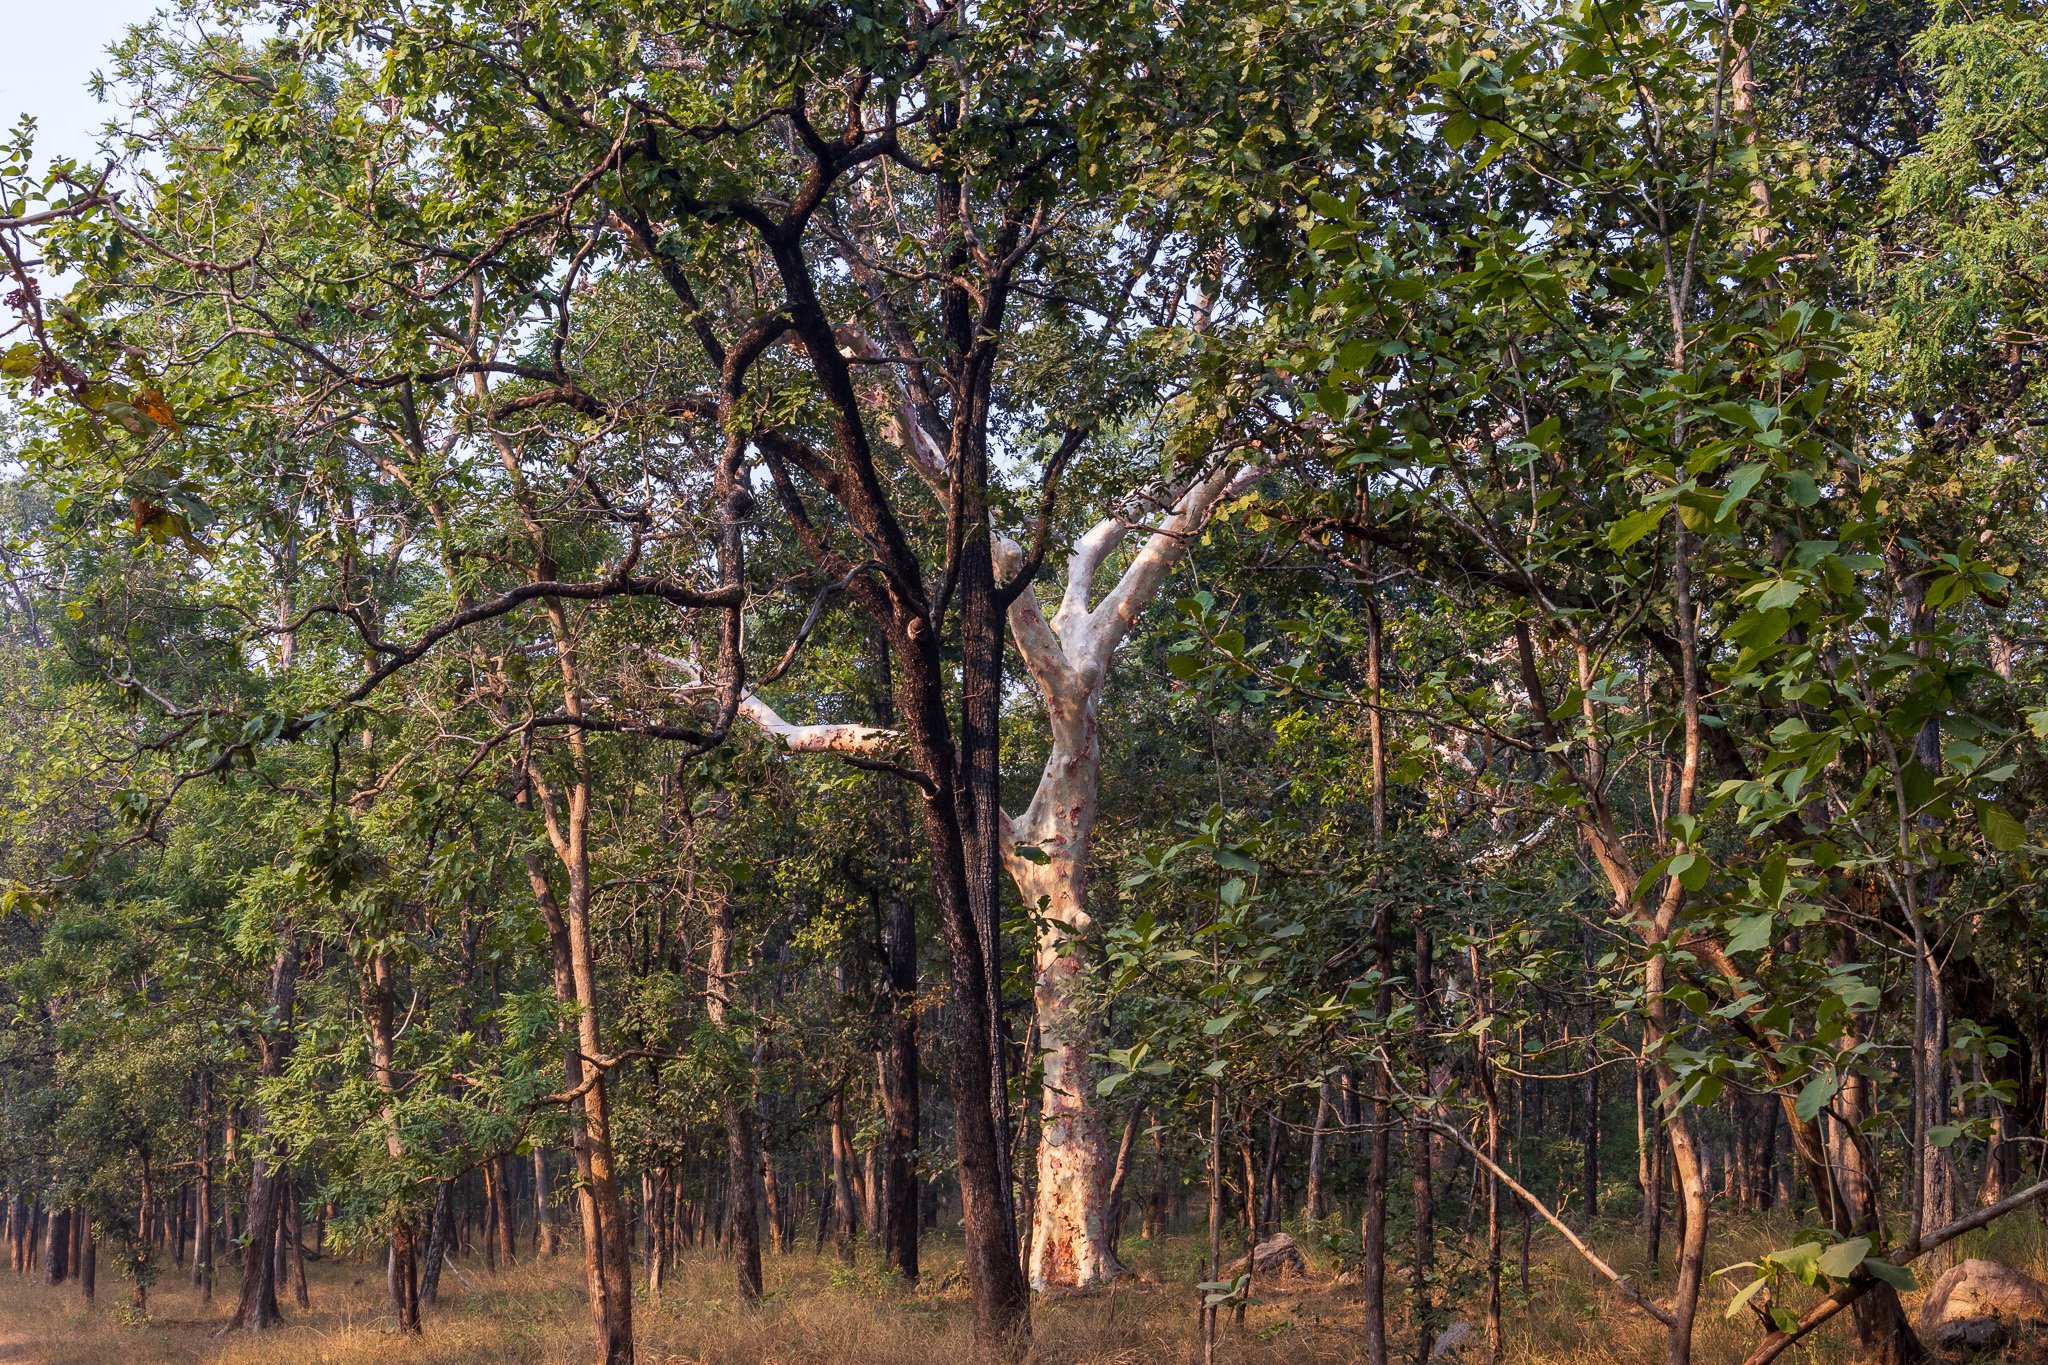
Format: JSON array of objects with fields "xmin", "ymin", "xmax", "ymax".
[{"xmin": 1, "ymin": 0, "xmax": 170, "ymax": 167}]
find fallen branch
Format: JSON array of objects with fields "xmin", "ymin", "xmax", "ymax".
[{"xmin": 1413, "ymin": 1114, "xmax": 1677, "ymax": 1328}]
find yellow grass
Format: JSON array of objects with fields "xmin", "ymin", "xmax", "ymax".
[{"xmin": 0, "ymin": 1212, "xmax": 2041, "ymax": 1364}]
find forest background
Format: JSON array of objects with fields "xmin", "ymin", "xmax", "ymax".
[{"xmin": 1, "ymin": 1, "xmax": 2046, "ymax": 1363}]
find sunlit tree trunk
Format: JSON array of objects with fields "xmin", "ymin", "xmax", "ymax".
[{"xmin": 999, "ymin": 465, "xmax": 1246, "ymax": 1291}]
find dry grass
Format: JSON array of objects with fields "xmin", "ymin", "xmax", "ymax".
[{"xmin": 0, "ymin": 1212, "xmax": 2042, "ymax": 1364}]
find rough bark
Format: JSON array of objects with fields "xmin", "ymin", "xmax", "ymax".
[
  {"xmin": 533, "ymin": 1150, "xmax": 559, "ymax": 1257},
  {"xmin": 420, "ymin": 1181, "xmax": 454, "ymax": 1306},
  {"xmin": 229, "ymin": 937, "xmax": 297, "ymax": 1332},
  {"xmin": 706, "ymin": 893, "xmax": 763, "ymax": 1301}
]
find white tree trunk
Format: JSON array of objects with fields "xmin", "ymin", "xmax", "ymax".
[
  {"xmin": 998, "ymin": 463, "xmax": 1248, "ymax": 1291},
  {"xmin": 694, "ymin": 451, "xmax": 1251, "ymax": 1294},
  {"xmin": 1005, "ymin": 682, "xmax": 1121, "ymax": 1291}
]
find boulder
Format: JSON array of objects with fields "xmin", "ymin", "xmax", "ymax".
[
  {"xmin": 1222, "ymin": 1232, "xmax": 1309, "ymax": 1282},
  {"xmin": 1917, "ymin": 1259, "xmax": 2048, "ymax": 1357}
]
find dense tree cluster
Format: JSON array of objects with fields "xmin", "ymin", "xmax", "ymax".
[{"xmin": 1, "ymin": 1, "xmax": 2047, "ymax": 1362}]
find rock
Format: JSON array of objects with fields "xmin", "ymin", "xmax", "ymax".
[
  {"xmin": 1222, "ymin": 1232, "xmax": 1309, "ymax": 1282},
  {"xmin": 1430, "ymin": 1322, "xmax": 1476, "ymax": 1360},
  {"xmin": 1917, "ymin": 1259, "xmax": 2048, "ymax": 1356}
]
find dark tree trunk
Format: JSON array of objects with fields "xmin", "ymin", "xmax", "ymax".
[
  {"xmin": 421, "ymin": 1181, "xmax": 454, "ymax": 1306},
  {"xmin": 706, "ymin": 894, "xmax": 763, "ymax": 1301},
  {"xmin": 1412, "ymin": 926, "xmax": 1437, "ymax": 1365},
  {"xmin": 870, "ymin": 634, "xmax": 922, "ymax": 1285},
  {"xmin": 389, "ymin": 1220, "xmax": 422, "ymax": 1334},
  {"xmin": 491, "ymin": 1153, "xmax": 517, "ymax": 1269},
  {"xmin": 41, "ymin": 1206, "xmax": 68, "ymax": 1287},
  {"xmin": 229, "ymin": 937, "xmax": 297, "ymax": 1332}
]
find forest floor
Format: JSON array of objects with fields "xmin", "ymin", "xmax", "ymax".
[{"xmin": 0, "ymin": 1212, "xmax": 2040, "ymax": 1364}]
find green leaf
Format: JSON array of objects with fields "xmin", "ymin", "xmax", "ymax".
[
  {"xmin": 1795, "ymin": 1072, "xmax": 1839, "ymax": 1122},
  {"xmin": 1974, "ymin": 800, "xmax": 2027, "ymax": 852},
  {"xmin": 1608, "ymin": 506, "xmax": 1665, "ymax": 551},
  {"xmin": 1667, "ymin": 852, "xmax": 1710, "ymax": 891},
  {"xmin": 1753, "ymin": 578, "xmax": 1805, "ymax": 611},
  {"xmin": 1726, "ymin": 912, "xmax": 1774, "ymax": 955},
  {"xmin": 1769, "ymin": 1240, "xmax": 1821, "ymax": 1283},
  {"xmin": 1725, "ymin": 1274, "xmax": 1769, "ymax": 1320},
  {"xmin": 1815, "ymin": 1236, "xmax": 1871, "ymax": 1280},
  {"xmin": 1721, "ymin": 462, "xmax": 1768, "ymax": 509},
  {"xmin": 1862, "ymin": 1258, "xmax": 1917, "ymax": 1291}
]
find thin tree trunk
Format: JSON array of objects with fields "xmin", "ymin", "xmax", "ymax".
[
  {"xmin": 421, "ymin": 1181, "xmax": 454, "ymax": 1306},
  {"xmin": 1305, "ymin": 1080, "xmax": 1332, "ymax": 1224},
  {"xmin": 194, "ymin": 1076, "xmax": 214, "ymax": 1301},
  {"xmin": 707, "ymin": 892, "xmax": 763, "ymax": 1301},
  {"xmin": 229, "ymin": 938, "xmax": 297, "ymax": 1331},
  {"xmin": 534, "ymin": 1150, "xmax": 559, "ymax": 1257},
  {"xmin": 1362, "ymin": 557, "xmax": 1393, "ymax": 1365},
  {"xmin": 1411, "ymin": 927, "xmax": 1437, "ymax": 1365}
]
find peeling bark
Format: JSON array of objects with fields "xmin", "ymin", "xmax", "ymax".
[{"xmin": 998, "ymin": 463, "xmax": 1248, "ymax": 1292}]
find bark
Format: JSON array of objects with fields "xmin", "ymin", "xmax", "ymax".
[
  {"xmin": 289, "ymin": 1185, "xmax": 309, "ymax": 1309},
  {"xmin": 533, "ymin": 1150, "xmax": 559, "ymax": 1257},
  {"xmin": 762, "ymin": 1146, "xmax": 787, "ymax": 1255},
  {"xmin": 388, "ymin": 1220, "xmax": 422, "ymax": 1335},
  {"xmin": 706, "ymin": 892, "xmax": 763, "ymax": 1301},
  {"xmin": 1471, "ymin": 943, "xmax": 1504, "ymax": 1365},
  {"xmin": 830, "ymin": 1086, "xmax": 858, "ymax": 1265},
  {"xmin": 996, "ymin": 467, "xmax": 1242, "ymax": 1293},
  {"xmin": 42, "ymin": 1207, "xmax": 65, "ymax": 1288},
  {"xmin": 1361, "ymin": 547, "xmax": 1394, "ymax": 1365},
  {"xmin": 1411, "ymin": 927, "xmax": 1437, "ymax": 1365},
  {"xmin": 872, "ymin": 648, "xmax": 922, "ymax": 1282},
  {"xmin": 519, "ymin": 774, "xmax": 634, "ymax": 1364},
  {"xmin": 1105, "ymin": 1110, "xmax": 1139, "ymax": 1258},
  {"xmin": 420, "ymin": 1181, "xmax": 454, "ymax": 1306},
  {"xmin": 1830, "ymin": 1003, "xmax": 1929, "ymax": 1364},
  {"xmin": 193, "ymin": 1075, "xmax": 213, "ymax": 1301},
  {"xmin": 78, "ymin": 1219, "xmax": 93, "ymax": 1303},
  {"xmin": 41, "ymin": 1206, "xmax": 68, "ymax": 1290},
  {"xmin": 489, "ymin": 1154, "xmax": 518, "ymax": 1269},
  {"xmin": 229, "ymin": 936, "xmax": 297, "ymax": 1332},
  {"xmin": 364, "ymin": 951, "xmax": 422, "ymax": 1335},
  {"xmin": 1304, "ymin": 1080, "xmax": 1332, "ymax": 1224}
]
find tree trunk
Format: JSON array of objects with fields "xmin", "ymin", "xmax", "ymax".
[
  {"xmin": 194, "ymin": 1074, "xmax": 214, "ymax": 1300},
  {"xmin": 1361, "ymin": 559, "xmax": 1393, "ymax": 1365},
  {"xmin": 388, "ymin": 1221, "xmax": 422, "ymax": 1334},
  {"xmin": 1831, "ymin": 1008, "xmax": 1928, "ymax": 1365},
  {"xmin": 1106, "ymin": 1110, "xmax": 1140, "ymax": 1259},
  {"xmin": 707, "ymin": 893, "xmax": 763, "ymax": 1301},
  {"xmin": 421, "ymin": 1181, "xmax": 454, "ymax": 1306},
  {"xmin": 1012, "ymin": 836, "xmax": 1121, "ymax": 1292},
  {"xmin": 533, "ymin": 1150, "xmax": 559, "ymax": 1257},
  {"xmin": 519, "ymin": 824, "xmax": 633, "ymax": 1364},
  {"xmin": 364, "ymin": 951, "xmax": 422, "ymax": 1335},
  {"xmin": 229, "ymin": 937, "xmax": 297, "ymax": 1331},
  {"xmin": 864, "ymin": 630, "xmax": 922, "ymax": 1283},
  {"xmin": 830, "ymin": 1086, "xmax": 858, "ymax": 1265},
  {"xmin": 1411, "ymin": 926, "xmax": 1437, "ymax": 1365},
  {"xmin": 1304, "ymin": 1080, "xmax": 1332, "ymax": 1224}
]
